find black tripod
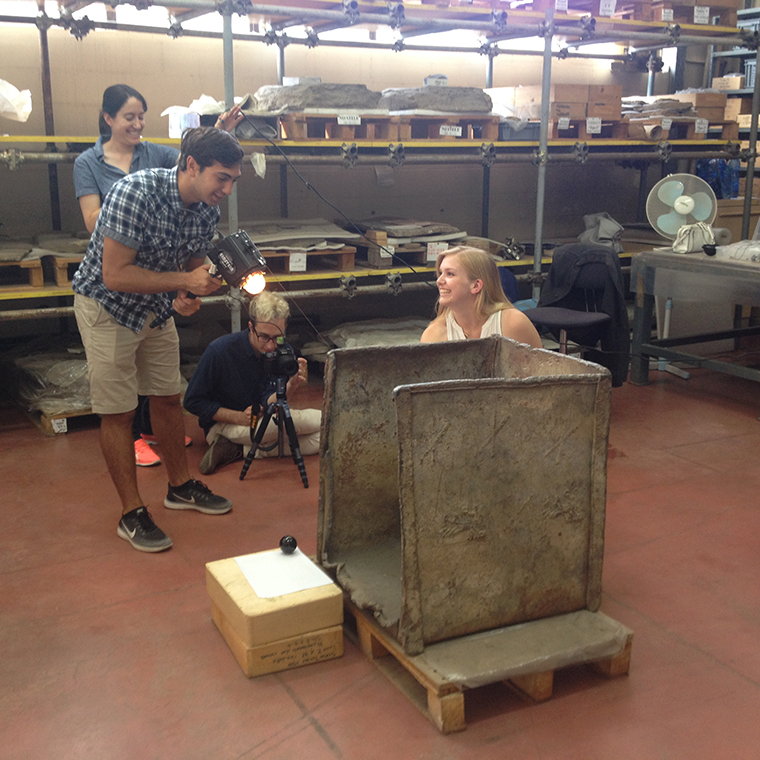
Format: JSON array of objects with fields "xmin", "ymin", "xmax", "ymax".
[{"xmin": 239, "ymin": 375, "xmax": 309, "ymax": 488}]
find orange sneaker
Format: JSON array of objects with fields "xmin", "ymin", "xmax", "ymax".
[
  {"xmin": 141, "ymin": 433, "xmax": 192, "ymax": 448},
  {"xmin": 135, "ymin": 438, "xmax": 161, "ymax": 467}
]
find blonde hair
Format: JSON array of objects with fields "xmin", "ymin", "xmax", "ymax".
[
  {"xmin": 433, "ymin": 246, "xmax": 512, "ymax": 323},
  {"xmin": 248, "ymin": 290, "xmax": 290, "ymax": 324}
]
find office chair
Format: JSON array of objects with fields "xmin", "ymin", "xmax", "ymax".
[{"xmin": 523, "ymin": 243, "xmax": 630, "ymax": 386}]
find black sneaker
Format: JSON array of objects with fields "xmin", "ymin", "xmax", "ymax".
[
  {"xmin": 164, "ymin": 479, "xmax": 232, "ymax": 515},
  {"xmin": 199, "ymin": 435, "xmax": 243, "ymax": 475},
  {"xmin": 117, "ymin": 507, "xmax": 173, "ymax": 553}
]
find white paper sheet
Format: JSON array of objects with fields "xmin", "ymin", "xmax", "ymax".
[{"xmin": 234, "ymin": 548, "xmax": 334, "ymax": 598}]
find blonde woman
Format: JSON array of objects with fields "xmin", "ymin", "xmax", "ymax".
[{"xmin": 420, "ymin": 246, "xmax": 542, "ymax": 347}]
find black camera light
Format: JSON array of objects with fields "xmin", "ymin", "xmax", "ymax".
[
  {"xmin": 150, "ymin": 230, "xmax": 267, "ymax": 329},
  {"xmin": 209, "ymin": 231, "xmax": 267, "ymax": 296}
]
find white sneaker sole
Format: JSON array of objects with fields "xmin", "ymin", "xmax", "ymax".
[
  {"xmin": 163, "ymin": 498, "xmax": 232, "ymax": 515},
  {"xmin": 117, "ymin": 525, "xmax": 173, "ymax": 552}
]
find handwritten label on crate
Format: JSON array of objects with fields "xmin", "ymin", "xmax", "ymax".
[
  {"xmin": 51, "ymin": 418, "xmax": 68, "ymax": 434},
  {"xmin": 693, "ymin": 6, "xmax": 710, "ymax": 24},
  {"xmin": 586, "ymin": 117, "xmax": 602, "ymax": 134},
  {"xmin": 288, "ymin": 252, "xmax": 307, "ymax": 272},
  {"xmin": 337, "ymin": 114, "xmax": 362, "ymax": 126},
  {"xmin": 661, "ymin": 7, "xmax": 673, "ymax": 20},
  {"xmin": 426, "ymin": 242, "xmax": 449, "ymax": 262},
  {"xmin": 380, "ymin": 244, "xmax": 394, "ymax": 259},
  {"xmin": 599, "ymin": 0, "xmax": 616, "ymax": 16},
  {"xmin": 439, "ymin": 125, "xmax": 463, "ymax": 137},
  {"xmin": 554, "ymin": 0, "xmax": 568, "ymax": 11},
  {"xmin": 558, "ymin": 117, "xmax": 571, "ymax": 131},
  {"xmin": 695, "ymin": 119, "xmax": 709, "ymax": 134},
  {"xmin": 662, "ymin": 118, "xmax": 673, "ymax": 131}
]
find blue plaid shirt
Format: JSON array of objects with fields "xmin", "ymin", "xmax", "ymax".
[{"xmin": 72, "ymin": 166, "xmax": 219, "ymax": 333}]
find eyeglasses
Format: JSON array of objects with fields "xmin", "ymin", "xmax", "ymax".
[{"xmin": 252, "ymin": 325, "xmax": 281, "ymax": 345}]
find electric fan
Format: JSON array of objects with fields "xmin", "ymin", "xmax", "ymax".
[{"xmin": 645, "ymin": 173, "xmax": 718, "ymax": 239}]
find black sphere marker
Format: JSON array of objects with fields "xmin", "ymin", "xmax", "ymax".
[{"xmin": 279, "ymin": 535, "xmax": 298, "ymax": 555}]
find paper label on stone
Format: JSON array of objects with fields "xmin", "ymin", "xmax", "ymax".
[
  {"xmin": 661, "ymin": 7, "xmax": 673, "ymax": 19},
  {"xmin": 662, "ymin": 118, "xmax": 673, "ymax": 131},
  {"xmin": 289, "ymin": 252, "xmax": 307, "ymax": 272},
  {"xmin": 693, "ymin": 6, "xmax": 710, "ymax": 24},
  {"xmin": 555, "ymin": 0, "xmax": 568, "ymax": 11},
  {"xmin": 381, "ymin": 244, "xmax": 394, "ymax": 259},
  {"xmin": 586, "ymin": 117, "xmax": 602, "ymax": 134},
  {"xmin": 599, "ymin": 0, "xmax": 616, "ymax": 16},
  {"xmin": 427, "ymin": 241, "xmax": 449, "ymax": 262},
  {"xmin": 439, "ymin": 125, "xmax": 463, "ymax": 137},
  {"xmin": 337, "ymin": 114, "xmax": 361, "ymax": 125},
  {"xmin": 695, "ymin": 118, "xmax": 709, "ymax": 134},
  {"xmin": 234, "ymin": 548, "xmax": 334, "ymax": 598},
  {"xmin": 558, "ymin": 117, "xmax": 571, "ymax": 130}
]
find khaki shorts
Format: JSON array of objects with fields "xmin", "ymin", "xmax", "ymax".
[{"xmin": 74, "ymin": 294, "xmax": 182, "ymax": 415}]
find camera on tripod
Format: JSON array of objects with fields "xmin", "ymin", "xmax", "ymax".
[{"xmin": 264, "ymin": 339, "xmax": 299, "ymax": 378}]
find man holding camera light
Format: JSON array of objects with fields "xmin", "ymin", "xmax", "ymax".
[
  {"xmin": 73, "ymin": 127, "xmax": 244, "ymax": 553},
  {"xmin": 184, "ymin": 291, "xmax": 322, "ymax": 475}
]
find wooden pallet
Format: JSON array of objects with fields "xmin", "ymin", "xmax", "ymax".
[
  {"xmin": 0, "ymin": 258, "xmax": 44, "ymax": 287},
  {"xmin": 627, "ymin": 118, "xmax": 739, "ymax": 141},
  {"xmin": 30, "ymin": 407, "xmax": 95, "ymax": 436},
  {"xmin": 280, "ymin": 113, "xmax": 400, "ymax": 141},
  {"xmin": 345, "ymin": 601, "xmax": 633, "ymax": 734},
  {"xmin": 355, "ymin": 229, "xmax": 441, "ymax": 268},
  {"xmin": 259, "ymin": 245, "xmax": 356, "ymax": 273},
  {"xmin": 546, "ymin": 119, "xmax": 628, "ymax": 140},
  {"xmin": 48, "ymin": 255, "xmax": 84, "ymax": 287},
  {"xmin": 397, "ymin": 114, "xmax": 500, "ymax": 141}
]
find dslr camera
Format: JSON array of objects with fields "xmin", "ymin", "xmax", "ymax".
[{"xmin": 264, "ymin": 338, "xmax": 299, "ymax": 379}]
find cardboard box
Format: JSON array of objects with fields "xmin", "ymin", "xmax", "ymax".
[
  {"xmin": 588, "ymin": 84, "xmax": 623, "ymax": 100},
  {"xmin": 211, "ymin": 602, "xmax": 343, "ymax": 677},
  {"xmin": 513, "ymin": 84, "xmax": 589, "ymax": 105},
  {"xmin": 738, "ymin": 113, "xmax": 755, "ymax": 128},
  {"xmin": 696, "ymin": 107, "xmax": 731, "ymax": 121},
  {"xmin": 587, "ymin": 84, "xmax": 622, "ymax": 119},
  {"xmin": 712, "ymin": 76, "xmax": 746, "ymax": 91},
  {"xmin": 206, "ymin": 551, "xmax": 344, "ymax": 647},
  {"xmin": 669, "ymin": 91, "xmax": 728, "ymax": 109},
  {"xmin": 206, "ymin": 551, "xmax": 344, "ymax": 676}
]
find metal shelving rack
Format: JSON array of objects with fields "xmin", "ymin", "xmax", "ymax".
[{"xmin": 1, "ymin": 0, "xmax": 757, "ymax": 321}]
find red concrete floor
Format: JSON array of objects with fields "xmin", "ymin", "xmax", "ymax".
[{"xmin": 2, "ymin": 369, "xmax": 760, "ymax": 760}]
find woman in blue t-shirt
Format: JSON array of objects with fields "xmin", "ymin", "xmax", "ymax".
[{"xmin": 73, "ymin": 84, "xmax": 242, "ymax": 466}]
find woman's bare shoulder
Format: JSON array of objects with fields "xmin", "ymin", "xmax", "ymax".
[
  {"xmin": 500, "ymin": 308, "xmax": 542, "ymax": 348},
  {"xmin": 420, "ymin": 319, "xmax": 447, "ymax": 343}
]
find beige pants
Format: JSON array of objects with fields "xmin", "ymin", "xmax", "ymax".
[{"xmin": 206, "ymin": 407, "xmax": 321, "ymax": 458}]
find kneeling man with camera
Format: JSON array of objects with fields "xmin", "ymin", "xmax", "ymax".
[{"xmin": 184, "ymin": 291, "xmax": 321, "ymax": 475}]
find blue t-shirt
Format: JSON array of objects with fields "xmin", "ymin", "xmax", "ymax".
[{"xmin": 73, "ymin": 137, "xmax": 179, "ymax": 200}]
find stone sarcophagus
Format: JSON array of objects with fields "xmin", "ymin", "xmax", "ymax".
[{"xmin": 318, "ymin": 336, "xmax": 612, "ymax": 657}]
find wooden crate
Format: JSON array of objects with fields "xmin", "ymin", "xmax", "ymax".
[
  {"xmin": 396, "ymin": 114, "xmax": 500, "ymax": 141},
  {"xmin": 0, "ymin": 258, "xmax": 44, "ymax": 287},
  {"xmin": 30, "ymin": 407, "xmax": 95, "ymax": 436},
  {"xmin": 280, "ymin": 112, "xmax": 400, "ymax": 141},
  {"xmin": 345, "ymin": 600, "xmax": 633, "ymax": 734},
  {"xmin": 259, "ymin": 246, "xmax": 356, "ymax": 273}
]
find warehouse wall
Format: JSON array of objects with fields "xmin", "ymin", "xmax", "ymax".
[{"xmin": 1, "ymin": 22, "xmax": 661, "ymax": 241}]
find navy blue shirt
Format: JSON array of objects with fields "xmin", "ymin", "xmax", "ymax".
[
  {"xmin": 73, "ymin": 137, "xmax": 179, "ymax": 200},
  {"xmin": 184, "ymin": 329, "xmax": 275, "ymax": 435}
]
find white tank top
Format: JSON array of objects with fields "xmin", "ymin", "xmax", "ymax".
[{"xmin": 446, "ymin": 310, "xmax": 503, "ymax": 341}]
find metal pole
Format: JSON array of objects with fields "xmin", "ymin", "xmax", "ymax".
[
  {"xmin": 222, "ymin": 9, "xmax": 241, "ymax": 332},
  {"xmin": 276, "ymin": 38, "xmax": 289, "ymax": 219},
  {"xmin": 532, "ymin": 9, "xmax": 553, "ymax": 301},
  {"xmin": 486, "ymin": 51, "xmax": 494, "ymax": 89},
  {"xmin": 482, "ymin": 165, "xmax": 490, "ymax": 237},
  {"xmin": 37, "ymin": 18, "xmax": 61, "ymax": 231},
  {"xmin": 741, "ymin": 46, "xmax": 760, "ymax": 240},
  {"xmin": 647, "ymin": 53, "xmax": 656, "ymax": 96}
]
